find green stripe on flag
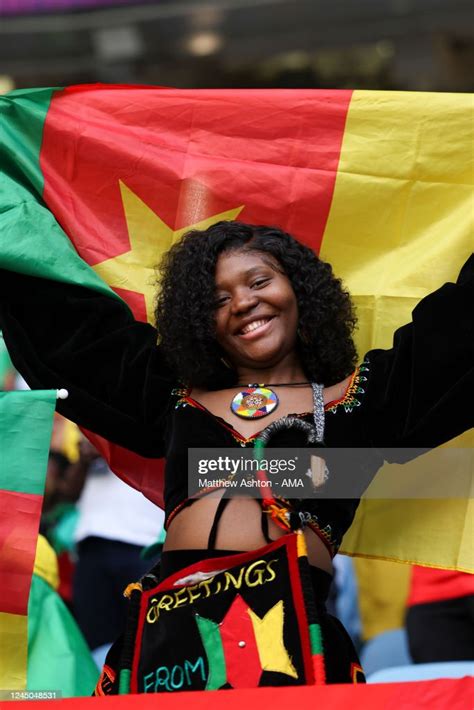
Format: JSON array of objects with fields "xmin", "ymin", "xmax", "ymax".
[
  {"xmin": 0, "ymin": 390, "xmax": 57, "ymax": 495},
  {"xmin": 1, "ymin": 87, "xmax": 54, "ymax": 196},
  {"xmin": 195, "ymin": 614, "xmax": 227, "ymax": 690},
  {"xmin": 0, "ymin": 89, "xmax": 122, "ymax": 300}
]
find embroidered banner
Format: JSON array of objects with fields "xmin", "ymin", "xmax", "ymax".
[{"xmin": 129, "ymin": 535, "xmax": 323, "ymax": 693}]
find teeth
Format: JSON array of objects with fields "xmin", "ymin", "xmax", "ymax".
[{"xmin": 241, "ymin": 318, "xmax": 270, "ymax": 334}]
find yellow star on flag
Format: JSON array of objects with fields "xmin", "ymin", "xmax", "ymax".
[{"xmin": 93, "ymin": 180, "xmax": 244, "ymax": 323}]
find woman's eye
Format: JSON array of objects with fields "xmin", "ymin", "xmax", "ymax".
[
  {"xmin": 215, "ymin": 295, "xmax": 229, "ymax": 307},
  {"xmin": 252, "ymin": 278, "xmax": 270, "ymax": 288}
]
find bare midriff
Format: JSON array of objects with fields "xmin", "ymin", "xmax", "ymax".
[
  {"xmin": 164, "ymin": 491, "xmax": 334, "ymax": 574},
  {"xmin": 163, "ymin": 376, "xmax": 354, "ymax": 576}
]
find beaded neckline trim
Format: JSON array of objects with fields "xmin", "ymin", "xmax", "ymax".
[
  {"xmin": 325, "ymin": 361, "xmax": 369, "ymax": 414},
  {"xmin": 171, "ymin": 359, "xmax": 369, "ymax": 440}
]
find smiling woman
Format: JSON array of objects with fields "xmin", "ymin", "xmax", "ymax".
[
  {"xmin": 155, "ymin": 222, "xmax": 357, "ymax": 390},
  {"xmin": 0, "ymin": 221, "xmax": 472, "ymax": 693}
]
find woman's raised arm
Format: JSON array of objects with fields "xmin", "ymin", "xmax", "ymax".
[
  {"xmin": 363, "ymin": 254, "xmax": 474, "ymax": 450},
  {"xmin": 0, "ymin": 269, "xmax": 175, "ymax": 457}
]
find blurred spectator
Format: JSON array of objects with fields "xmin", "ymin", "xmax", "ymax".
[
  {"xmin": 50, "ymin": 413, "xmax": 81, "ymax": 464},
  {"xmin": 406, "ymin": 566, "xmax": 474, "ymax": 663},
  {"xmin": 42, "ymin": 450, "xmax": 71, "ymax": 514},
  {"xmin": 331, "ymin": 555, "xmax": 362, "ymax": 649},
  {"xmin": 40, "ymin": 451, "xmax": 79, "ymax": 605},
  {"xmin": 71, "ymin": 437, "xmax": 164, "ymax": 650}
]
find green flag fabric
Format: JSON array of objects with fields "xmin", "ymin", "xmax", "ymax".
[{"xmin": 28, "ymin": 554, "xmax": 99, "ymax": 697}]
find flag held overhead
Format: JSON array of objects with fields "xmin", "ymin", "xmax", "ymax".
[{"xmin": 0, "ymin": 85, "xmax": 472, "ymax": 571}]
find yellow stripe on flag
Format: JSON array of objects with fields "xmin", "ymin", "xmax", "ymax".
[
  {"xmin": 344, "ymin": 498, "xmax": 473, "ymax": 573},
  {"xmin": 321, "ymin": 90, "xmax": 473, "ymax": 571},
  {"xmin": 321, "ymin": 90, "xmax": 473, "ymax": 354},
  {"xmin": 0, "ymin": 611, "xmax": 28, "ymax": 689}
]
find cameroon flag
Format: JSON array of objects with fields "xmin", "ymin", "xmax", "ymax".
[
  {"xmin": 0, "ymin": 390, "xmax": 56, "ymax": 689},
  {"xmin": 0, "ymin": 86, "xmax": 472, "ymax": 570}
]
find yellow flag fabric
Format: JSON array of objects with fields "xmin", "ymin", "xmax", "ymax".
[
  {"xmin": 0, "ymin": 612, "xmax": 28, "ymax": 690},
  {"xmin": 321, "ymin": 91, "xmax": 473, "ymax": 571},
  {"xmin": 354, "ymin": 559, "xmax": 411, "ymax": 641},
  {"xmin": 0, "ymin": 538, "xmax": 58, "ymax": 691}
]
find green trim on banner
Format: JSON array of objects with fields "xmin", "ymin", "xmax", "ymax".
[
  {"xmin": 0, "ymin": 88, "xmax": 123, "ymax": 300},
  {"xmin": 309, "ymin": 623, "xmax": 324, "ymax": 655},
  {"xmin": 195, "ymin": 614, "xmax": 227, "ymax": 690},
  {"xmin": 0, "ymin": 390, "xmax": 56, "ymax": 496}
]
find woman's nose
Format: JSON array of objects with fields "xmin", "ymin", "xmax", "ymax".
[{"xmin": 231, "ymin": 288, "xmax": 259, "ymax": 314}]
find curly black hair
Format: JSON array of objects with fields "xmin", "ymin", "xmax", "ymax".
[{"xmin": 154, "ymin": 221, "xmax": 357, "ymax": 388}]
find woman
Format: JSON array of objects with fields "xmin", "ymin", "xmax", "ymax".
[{"xmin": 0, "ymin": 221, "xmax": 472, "ymax": 691}]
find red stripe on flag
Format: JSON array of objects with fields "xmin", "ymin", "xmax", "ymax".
[{"xmin": 0, "ymin": 489, "xmax": 43, "ymax": 615}]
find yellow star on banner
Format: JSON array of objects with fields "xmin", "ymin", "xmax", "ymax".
[
  {"xmin": 248, "ymin": 600, "xmax": 298, "ymax": 679},
  {"xmin": 93, "ymin": 180, "xmax": 244, "ymax": 323}
]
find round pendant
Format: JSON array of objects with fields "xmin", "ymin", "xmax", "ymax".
[{"xmin": 230, "ymin": 386, "xmax": 279, "ymax": 419}]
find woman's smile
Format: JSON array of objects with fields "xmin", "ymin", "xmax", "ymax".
[{"xmin": 236, "ymin": 315, "xmax": 275, "ymax": 339}]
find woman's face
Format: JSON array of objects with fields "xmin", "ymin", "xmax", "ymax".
[{"xmin": 213, "ymin": 249, "xmax": 299, "ymax": 370}]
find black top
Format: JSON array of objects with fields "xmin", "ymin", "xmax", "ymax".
[{"xmin": 0, "ymin": 256, "xmax": 472, "ymax": 554}]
